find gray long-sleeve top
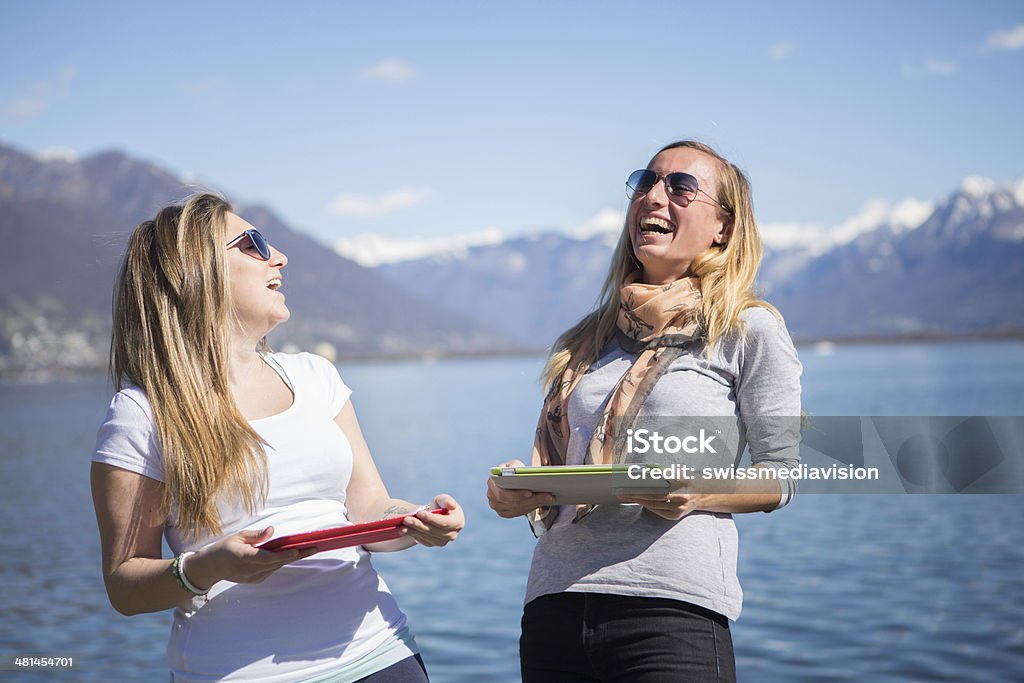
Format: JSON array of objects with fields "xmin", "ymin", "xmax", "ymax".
[{"xmin": 525, "ymin": 306, "xmax": 802, "ymax": 620}]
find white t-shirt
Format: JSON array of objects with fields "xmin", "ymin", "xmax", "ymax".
[{"xmin": 93, "ymin": 352, "xmax": 409, "ymax": 683}]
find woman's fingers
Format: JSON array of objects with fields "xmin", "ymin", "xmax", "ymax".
[
  {"xmin": 498, "ymin": 459, "xmax": 526, "ymax": 468},
  {"xmin": 406, "ymin": 512, "xmax": 458, "ymax": 536},
  {"xmin": 486, "ymin": 478, "xmax": 555, "ymax": 517},
  {"xmin": 405, "ymin": 498, "xmax": 466, "ymax": 547},
  {"xmin": 490, "ymin": 485, "xmax": 534, "ymax": 502},
  {"xmin": 404, "ymin": 524, "xmax": 449, "ymax": 547},
  {"xmin": 617, "ymin": 493, "xmax": 694, "ymax": 520},
  {"xmin": 193, "ymin": 528, "xmax": 315, "ymax": 585},
  {"xmin": 431, "ymin": 493, "xmax": 459, "ymax": 511},
  {"xmin": 617, "ymin": 492, "xmax": 680, "ymax": 505},
  {"xmin": 405, "ymin": 527, "xmax": 444, "ymax": 547},
  {"xmin": 486, "ymin": 461, "xmax": 558, "ymax": 518}
]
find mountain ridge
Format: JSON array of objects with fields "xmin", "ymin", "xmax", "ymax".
[
  {"xmin": 4, "ymin": 140, "xmax": 1021, "ymax": 376},
  {"xmin": 373, "ymin": 177, "xmax": 1024, "ymax": 346},
  {"xmin": 0, "ymin": 142, "xmax": 520, "ymax": 376}
]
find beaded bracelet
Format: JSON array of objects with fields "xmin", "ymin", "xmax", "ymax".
[{"xmin": 171, "ymin": 552, "xmax": 209, "ymax": 596}]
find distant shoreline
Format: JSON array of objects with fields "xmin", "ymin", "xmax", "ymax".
[
  {"xmin": 791, "ymin": 329, "xmax": 1024, "ymax": 347},
  {"xmin": 4, "ymin": 331, "xmax": 1023, "ymax": 382},
  {"xmin": 339, "ymin": 328, "xmax": 1024, "ymax": 364}
]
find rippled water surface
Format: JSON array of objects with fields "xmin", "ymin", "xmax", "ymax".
[{"xmin": 2, "ymin": 340, "xmax": 1023, "ymax": 681}]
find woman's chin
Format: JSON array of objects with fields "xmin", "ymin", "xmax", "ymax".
[
  {"xmin": 634, "ymin": 244, "xmax": 675, "ymax": 268},
  {"xmin": 634, "ymin": 256, "xmax": 692, "ymax": 285},
  {"xmin": 264, "ymin": 309, "xmax": 290, "ymax": 335}
]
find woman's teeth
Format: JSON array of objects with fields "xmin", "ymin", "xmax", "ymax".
[
  {"xmin": 639, "ymin": 217, "xmax": 673, "ymax": 234},
  {"xmin": 267, "ymin": 278, "xmax": 282, "ymax": 290}
]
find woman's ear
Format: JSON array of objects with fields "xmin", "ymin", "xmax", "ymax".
[{"xmin": 713, "ymin": 219, "xmax": 732, "ymax": 245}]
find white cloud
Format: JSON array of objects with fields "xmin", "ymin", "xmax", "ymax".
[
  {"xmin": 760, "ymin": 222, "xmax": 829, "ymax": 251},
  {"xmin": 329, "ymin": 187, "xmax": 432, "ymax": 217},
  {"xmin": 4, "ymin": 65, "xmax": 76, "ymax": 122},
  {"xmin": 570, "ymin": 208, "xmax": 625, "ymax": 239},
  {"xmin": 987, "ymin": 24, "xmax": 1024, "ymax": 50},
  {"xmin": 359, "ymin": 59, "xmax": 417, "ymax": 83},
  {"xmin": 32, "ymin": 146, "xmax": 78, "ymax": 162},
  {"xmin": 923, "ymin": 59, "xmax": 956, "ymax": 75},
  {"xmin": 335, "ymin": 228, "xmax": 505, "ymax": 266},
  {"xmin": 768, "ymin": 41, "xmax": 793, "ymax": 60}
]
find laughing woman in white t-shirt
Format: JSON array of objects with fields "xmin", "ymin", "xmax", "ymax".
[{"xmin": 91, "ymin": 193, "xmax": 465, "ymax": 683}]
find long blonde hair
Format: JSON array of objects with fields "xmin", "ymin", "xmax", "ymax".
[
  {"xmin": 111, "ymin": 193, "xmax": 268, "ymax": 540},
  {"xmin": 542, "ymin": 140, "xmax": 779, "ymax": 389}
]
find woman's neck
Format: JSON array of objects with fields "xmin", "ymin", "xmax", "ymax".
[
  {"xmin": 227, "ymin": 339, "xmax": 265, "ymax": 390},
  {"xmin": 641, "ymin": 265, "xmax": 692, "ymax": 286}
]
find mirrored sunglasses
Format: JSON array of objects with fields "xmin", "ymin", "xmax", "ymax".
[
  {"xmin": 626, "ymin": 169, "xmax": 725, "ymax": 210},
  {"xmin": 225, "ymin": 228, "xmax": 271, "ymax": 261}
]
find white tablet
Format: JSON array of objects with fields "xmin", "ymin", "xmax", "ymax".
[{"xmin": 489, "ymin": 464, "xmax": 672, "ymax": 505}]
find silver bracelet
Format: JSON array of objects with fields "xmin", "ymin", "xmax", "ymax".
[{"xmin": 172, "ymin": 552, "xmax": 209, "ymax": 596}]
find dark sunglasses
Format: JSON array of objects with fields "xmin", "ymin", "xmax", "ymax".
[
  {"xmin": 626, "ymin": 169, "xmax": 728, "ymax": 211},
  {"xmin": 225, "ymin": 228, "xmax": 272, "ymax": 261}
]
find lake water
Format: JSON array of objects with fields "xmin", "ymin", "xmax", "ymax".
[{"xmin": 1, "ymin": 340, "xmax": 1023, "ymax": 681}]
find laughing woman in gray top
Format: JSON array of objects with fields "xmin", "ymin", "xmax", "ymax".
[{"xmin": 487, "ymin": 140, "xmax": 801, "ymax": 682}]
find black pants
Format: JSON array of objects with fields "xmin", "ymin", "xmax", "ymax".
[{"xmin": 520, "ymin": 592, "xmax": 736, "ymax": 683}]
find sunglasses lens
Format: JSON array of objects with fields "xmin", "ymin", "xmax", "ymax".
[
  {"xmin": 626, "ymin": 170, "xmax": 657, "ymax": 198},
  {"xmin": 247, "ymin": 230, "xmax": 271, "ymax": 260},
  {"xmin": 665, "ymin": 173, "xmax": 699, "ymax": 201}
]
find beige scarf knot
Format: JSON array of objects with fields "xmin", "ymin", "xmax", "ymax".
[{"xmin": 530, "ymin": 273, "xmax": 703, "ymax": 530}]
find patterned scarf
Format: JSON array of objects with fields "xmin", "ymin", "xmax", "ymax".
[{"xmin": 529, "ymin": 273, "xmax": 704, "ymax": 530}]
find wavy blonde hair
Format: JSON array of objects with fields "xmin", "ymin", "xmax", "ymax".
[
  {"xmin": 542, "ymin": 140, "xmax": 779, "ymax": 389},
  {"xmin": 111, "ymin": 193, "xmax": 268, "ymax": 540}
]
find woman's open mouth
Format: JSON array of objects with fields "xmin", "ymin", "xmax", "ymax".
[{"xmin": 636, "ymin": 216, "xmax": 675, "ymax": 242}]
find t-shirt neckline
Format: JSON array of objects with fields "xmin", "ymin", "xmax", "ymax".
[{"xmin": 249, "ymin": 352, "xmax": 297, "ymax": 423}]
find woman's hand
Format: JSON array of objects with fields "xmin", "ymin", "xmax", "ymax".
[
  {"xmin": 187, "ymin": 527, "xmax": 316, "ymax": 590},
  {"xmin": 617, "ymin": 462, "xmax": 750, "ymax": 520},
  {"xmin": 619, "ymin": 466, "xmax": 784, "ymax": 516},
  {"xmin": 401, "ymin": 494, "xmax": 465, "ymax": 548},
  {"xmin": 615, "ymin": 491, "xmax": 705, "ymax": 521},
  {"xmin": 486, "ymin": 460, "xmax": 557, "ymax": 518}
]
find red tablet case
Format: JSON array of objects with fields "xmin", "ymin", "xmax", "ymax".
[{"xmin": 259, "ymin": 509, "xmax": 448, "ymax": 553}]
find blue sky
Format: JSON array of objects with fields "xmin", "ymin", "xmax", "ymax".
[{"xmin": 2, "ymin": 1, "xmax": 1022, "ymax": 249}]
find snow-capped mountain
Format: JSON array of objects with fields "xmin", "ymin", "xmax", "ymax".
[
  {"xmin": 334, "ymin": 208, "xmax": 626, "ymax": 267},
  {"xmin": 771, "ymin": 177, "xmax": 1024, "ymax": 339},
  {"xmin": 368, "ymin": 178, "xmax": 1024, "ymax": 344},
  {"xmin": 757, "ymin": 196, "xmax": 936, "ymax": 291},
  {"xmin": 10, "ymin": 135, "xmax": 1016, "ymax": 377},
  {"xmin": 378, "ymin": 231, "xmax": 615, "ymax": 347},
  {"xmin": 335, "ymin": 228, "xmax": 508, "ymax": 267}
]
